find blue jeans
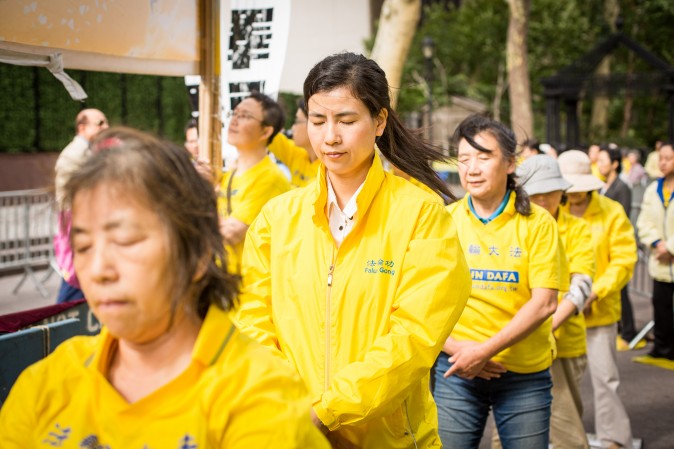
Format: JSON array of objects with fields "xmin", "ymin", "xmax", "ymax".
[{"xmin": 432, "ymin": 353, "xmax": 552, "ymax": 449}]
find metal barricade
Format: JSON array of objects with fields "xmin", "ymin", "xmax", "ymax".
[
  {"xmin": 629, "ymin": 244, "xmax": 653, "ymax": 300},
  {"xmin": 0, "ymin": 189, "xmax": 58, "ymax": 297}
]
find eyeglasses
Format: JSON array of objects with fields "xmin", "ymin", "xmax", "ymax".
[
  {"xmin": 226, "ymin": 109, "xmax": 265, "ymax": 124},
  {"xmin": 89, "ymin": 119, "xmax": 107, "ymax": 127}
]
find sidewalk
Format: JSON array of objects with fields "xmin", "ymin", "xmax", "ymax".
[
  {"xmin": 0, "ymin": 268, "xmax": 59, "ymax": 316},
  {"xmin": 1, "ymin": 269, "xmax": 673, "ymax": 447}
]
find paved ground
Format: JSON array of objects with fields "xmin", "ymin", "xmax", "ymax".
[{"xmin": 1, "ymin": 269, "xmax": 672, "ymax": 448}]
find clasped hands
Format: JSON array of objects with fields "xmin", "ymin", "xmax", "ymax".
[{"xmin": 442, "ymin": 338, "xmax": 506, "ymax": 380}]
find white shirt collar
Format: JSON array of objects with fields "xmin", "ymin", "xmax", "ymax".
[
  {"xmin": 327, "ymin": 176, "xmax": 363, "ymax": 219},
  {"xmin": 326, "ymin": 175, "xmax": 364, "ymax": 246}
]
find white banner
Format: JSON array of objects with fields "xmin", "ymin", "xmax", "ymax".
[{"xmin": 221, "ymin": 0, "xmax": 291, "ymax": 162}]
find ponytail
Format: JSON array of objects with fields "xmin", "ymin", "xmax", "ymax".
[
  {"xmin": 507, "ymin": 173, "xmax": 531, "ymax": 216},
  {"xmin": 378, "ymin": 111, "xmax": 456, "ymax": 202}
]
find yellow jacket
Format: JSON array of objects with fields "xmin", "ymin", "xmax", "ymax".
[
  {"xmin": 237, "ymin": 153, "xmax": 470, "ymax": 448},
  {"xmin": 636, "ymin": 178, "xmax": 674, "ymax": 282},
  {"xmin": 0, "ymin": 305, "xmax": 329, "ymax": 448},
  {"xmin": 555, "ymin": 209, "xmax": 595, "ymax": 358},
  {"xmin": 268, "ymin": 133, "xmax": 320, "ymax": 187},
  {"xmin": 561, "ymin": 193, "xmax": 636, "ymax": 328}
]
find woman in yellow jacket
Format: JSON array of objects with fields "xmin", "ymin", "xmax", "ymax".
[
  {"xmin": 636, "ymin": 142, "xmax": 674, "ymax": 361},
  {"xmin": 0, "ymin": 128, "xmax": 328, "ymax": 448},
  {"xmin": 434, "ymin": 115, "xmax": 561, "ymax": 448},
  {"xmin": 236, "ymin": 53, "xmax": 471, "ymax": 448},
  {"xmin": 558, "ymin": 150, "xmax": 637, "ymax": 449}
]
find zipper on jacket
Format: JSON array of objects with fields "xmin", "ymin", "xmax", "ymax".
[
  {"xmin": 404, "ymin": 399, "xmax": 418, "ymax": 449},
  {"xmin": 325, "ymin": 247, "xmax": 336, "ymax": 391}
]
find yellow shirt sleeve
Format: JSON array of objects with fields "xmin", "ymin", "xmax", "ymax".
[
  {"xmin": 527, "ymin": 210, "xmax": 561, "ymax": 291},
  {"xmin": 268, "ymin": 133, "xmax": 318, "ymax": 187}
]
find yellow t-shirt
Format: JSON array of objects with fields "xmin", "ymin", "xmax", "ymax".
[
  {"xmin": 591, "ymin": 162, "xmax": 606, "ymax": 182},
  {"xmin": 0, "ymin": 306, "xmax": 329, "ymax": 449},
  {"xmin": 268, "ymin": 133, "xmax": 320, "ymax": 187},
  {"xmin": 664, "ymin": 185, "xmax": 672, "ymax": 208},
  {"xmin": 554, "ymin": 209, "xmax": 595, "ymax": 358},
  {"xmin": 218, "ymin": 156, "xmax": 291, "ymax": 272},
  {"xmin": 447, "ymin": 193, "xmax": 561, "ymax": 373}
]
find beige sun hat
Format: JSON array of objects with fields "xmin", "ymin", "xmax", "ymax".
[
  {"xmin": 517, "ymin": 155, "xmax": 572, "ymax": 196},
  {"xmin": 557, "ymin": 149, "xmax": 605, "ymax": 193}
]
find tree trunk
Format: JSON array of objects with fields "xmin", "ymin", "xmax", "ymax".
[
  {"xmin": 199, "ymin": 0, "xmax": 222, "ymax": 182},
  {"xmin": 620, "ymin": 52, "xmax": 635, "ymax": 139},
  {"xmin": 370, "ymin": 0, "xmax": 421, "ymax": 110},
  {"xmin": 493, "ymin": 59, "xmax": 506, "ymax": 123},
  {"xmin": 590, "ymin": 0, "xmax": 620, "ymax": 142},
  {"xmin": 506, "ymin": 0, "xmax": 533, "ymax": 142}
]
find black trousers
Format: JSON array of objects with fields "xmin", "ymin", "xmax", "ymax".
[
  {"xmin": 651, "ymin": 280, "xmax": 674, "ymax": 359},
  {"xmin": 619, "ymin": 286, "xmax": 636, "ymax": 341}
]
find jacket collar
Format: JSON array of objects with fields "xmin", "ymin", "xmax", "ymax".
[
  {"xmin": 87, "ymin": 305, "xmax": 236, "ymax": 373},
  {"xmin": 312, "ymin": 152, "xmax": 386, "ymax": 228},
  {"xmin": 583, "ymin": 192, "xmax": 602, "ymax": 217},
  {"xmin": 556, "ymin": 207, "xmax": 570, "ymax": 232}
]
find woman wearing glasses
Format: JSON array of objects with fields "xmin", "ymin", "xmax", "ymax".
[
  {"xmin": 235, "ymin": 53, "xmax": 470, "ymax": 448},
  {"xmin": 218, "ymin": 93, "xmax": 291, "ymax": 273}
]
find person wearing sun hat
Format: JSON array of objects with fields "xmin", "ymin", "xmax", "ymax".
[
  {"xmin": 490, "ymin": 154, "xmax": 596, "ymax": 449},
  {"xmin": 558, "ymin": 149, "xmax": 637, "ymax": 449}
]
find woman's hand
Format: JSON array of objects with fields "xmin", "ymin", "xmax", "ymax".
[
  {"xmin": 654, "ymin": 241, "xmax": 673, "ymax": 264},
  {"xmin": 443, "ymin": 341, "xmax": 495, "ymax": 380},
  {"xmin": 476, "ymin": 360, "xmax": 507, "ymax": 380},
  {"xmin": 583, "ymin": 292, "xmax": 598, "ymax": 316},
  {"xmin": 311, "ymin": 409, "xmax": 358, "ymax": 449},
  {"xmin": 310, "ymin": 409, "xmax": 329, "ymax": 435}
]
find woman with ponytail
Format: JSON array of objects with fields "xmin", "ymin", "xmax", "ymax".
[
  {"xmin": 433, "ymin": 114, "xmax": 562, "ymax": 449},
  {"xmin": 235, "ymin": 52, "xmax": 471, "ymax": 448}
]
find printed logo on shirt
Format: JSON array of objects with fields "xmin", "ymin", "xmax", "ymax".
[
  {"xmin": 178, "ymin": 434, "xmax": 197, "ymax": 449},
  {"xmin": 470, "ymin": 269, "xmax": 519, "ymax": 283},
  {"xmin": 79, "ymin": 434, "xmax": 110, "ymax": 449},
  {"xmin": 468, "ymin": 244, "xmax": 523, "ymax": 258},
  {"xmin": 364, "ymin": 258, "xmax": 396, "ymax": 276},
  {"xmin": 509, "ymin": 246, "xmax": 522, "ymax": 257},
  {"xmin": 42, "ymin": 423, "xmax": 71, "ymax": 446}
]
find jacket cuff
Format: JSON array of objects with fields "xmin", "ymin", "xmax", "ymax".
[
  {"xmin": 313, "ymin": 399, "xmax": 340, "ymax": 431},
  {"xmin": 592, "ymin": 286, "xmax": 606, "ymax": 302},
  {"xmin": 652, "ymin": 239, "xmax": 661, "ymax": 248}
]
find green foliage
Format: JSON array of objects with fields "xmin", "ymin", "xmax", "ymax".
[
  {"xmin": 0, "ymin": 65, "xmax": 36, "ymax": 153},
  {"xmin": 0, "ymin": 65, "xmax": 191, "ymax": 153},
  {"xmin": 398, "ymin": 0, "xmax": 674, "ymax": 148},
  {"xmin": 277, "ymin": 91, "xmax": 303, "ymax": 129}
]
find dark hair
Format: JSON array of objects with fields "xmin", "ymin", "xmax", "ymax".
[
  {"xmin": 184, "ymin": 118, "xmax": 198, "ymax": 134},
  {"xmin": 296, "ymin": 98, "xmax": 307, "ymax": 117},
  {"xmin": 63, "ymin": 127, "xmax": 239, "ymax": 320},
  {"xmin": 521, "ymin": 138, "xmax": 541, "ymax": 155},
  {"xmin": 248, "ymin": 91, "xmax": 285, "ymax": 145},
  {"xmin": 452, "ymin": 114, "xmax": 531, "ymax": 215},
  {"xmin": 659, "ymin": 142, "xmax": 673, "ymax": 152},
  {"xmin": 303, "ymin": 52, "xmax": 455, "ymax": 201},
  {"xmin": 599, "ymin": 147, "xmax": 623, "ymax": 174}
]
